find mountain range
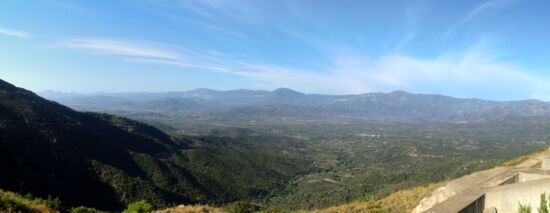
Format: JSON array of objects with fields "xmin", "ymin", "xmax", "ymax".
[{"xmin": 41, "ymin": 88, "xmax": 550, "ymax": 123}]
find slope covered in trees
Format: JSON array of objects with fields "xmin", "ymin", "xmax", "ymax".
[{"xmin": 0, "ymin": 79, "xmax": 311, "ymax": 211}]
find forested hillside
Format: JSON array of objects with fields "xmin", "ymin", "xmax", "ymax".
[{"xmin": 0, "ymin": 79, "xmax": 311, "ymax": 211}]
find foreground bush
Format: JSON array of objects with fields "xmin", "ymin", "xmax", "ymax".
[
  {"xmin": 123, "ymin": 200, "xmax": 153, "ymax": 213},
  {"xmin": 71, "ymin": 206, "xmax": 107, "ymax": 213},
  {"xmin": 224, "ymin": 201, "xmax": 261, "ymax": 213}
]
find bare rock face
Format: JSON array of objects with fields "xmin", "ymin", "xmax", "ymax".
[{"xmin": 411, "ymin": 187, "xmax": 456, "ymax": 213}]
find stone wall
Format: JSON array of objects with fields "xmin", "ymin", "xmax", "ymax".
[{"xmin": 484, "ymin": 177, "xmax": 550, "ymax": 213}]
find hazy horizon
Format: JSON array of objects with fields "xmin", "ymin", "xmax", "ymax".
[
  {"xmin": 31, "ymin": 86, "xmax": 547, "ymax": 102},
  {"xmin": 3, "ymin": 0, "xmax": 550, "ymax": 100}
]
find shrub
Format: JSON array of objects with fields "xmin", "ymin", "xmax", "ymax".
[
  {"xmin": 518, "ymin": 203, "xmax": 532, "ymax": 213},
  {"xmin": 23, "ymin": 193, "xmax": 34, "ymax": 201},
  {"xmin": 44, "ymin": 195, "xmax": 62, "ymax": 210},
  {"xmin": 539, "ymin": 193, "xmax": 549, "ymax": 213},
  {"xmin": 0, "ymin": 195, "xmax": 32, "ymax": 212},
  {"xmin": 71, "ymin": 206, "xmax": 106, "ymax": 213},
  {"xmin": 224, "ymin": 201, "xmax": 261, "ymax": 213},
  {"xmin": 123, "ymin": 200, "xmax": 153, "ymax": 213}
]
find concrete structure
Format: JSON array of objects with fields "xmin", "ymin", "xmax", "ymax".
[{"xmin": 412, "ymin": 149, "xmax": 550, "ymax": 213}]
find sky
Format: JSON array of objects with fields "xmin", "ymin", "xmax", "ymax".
[{"xmin": 2, "ymin": 0, "xmax": 550, "ymax": 100}]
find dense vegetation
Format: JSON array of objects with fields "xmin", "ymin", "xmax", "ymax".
[
  {"xmin": 0, "ymin": 79, "xmax": 319, "ymax": 211},
  {"xmin": 0, "ymin": 79, "xmax": 322, "ymax": 211},
  {"xmin": 0, "ymin": 79, "xmax": 210, "ymax": 210},
  {"xmin": 0, "ymin": 189, "xmax": 61, "ymax": 213},
  {"xmin": 3, "ymin": 78, "xmax": 550, "ymax": 211}
]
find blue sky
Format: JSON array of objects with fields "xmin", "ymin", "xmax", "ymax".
[{"xmin": 2, "ymin": 0, "xmax": 550, "ymax": 100}]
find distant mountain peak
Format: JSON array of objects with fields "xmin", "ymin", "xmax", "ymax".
[
  {"xmin": 390, "ymin": 90, "xmax": 411, "ymax": 95},
  {"xmin": 189, "ymin": 88, "xmax": 217, "ymax": 93},
  {"xmin": 272, "ymin": 88, "xmax": 303, "ymax": 95}
]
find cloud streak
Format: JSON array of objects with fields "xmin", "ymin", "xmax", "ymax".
[
  {"xmin": 0, "ymin": 27, "xmax": 30, "ymax": 38},
  {"xmin": 443, "ymin": 0, "xmax": 515, "ymax": 41},
  {"xmin": 460, "ymin": 0, "xmax": 515, "ymax": 26},
  {"xmin": 54, "ymin": 39, "xmax": 183, "ymax": 61},
  {"xmin": 53, "ymin": 38, "xmax": 269, "ymax": 75}
]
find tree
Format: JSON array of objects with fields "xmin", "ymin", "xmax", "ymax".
[{"xmin": 122, "ymin": 200, "xmax": 152, "ymax": 213}]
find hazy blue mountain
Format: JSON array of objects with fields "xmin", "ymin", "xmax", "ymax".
[{"xmin": 39, "ymin": 88, "xmax": 550, "ymax": 123}]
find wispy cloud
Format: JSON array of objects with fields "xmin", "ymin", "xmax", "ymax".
[
  {"xmin": 394, "ymin": 31, "xmax": 416, "ymax": 52},
  {"xmin": 443, "ymin": 0, "xmax": 515, "ymax": 41},
  {"xmin": 392, "ymin": 4, "xmax": 423, "ymax": 52},
  {"xmin": 460, "ymin": 0, "xmax": 515, "ymax": 26},
  {"xmin": 52, "ymin": 38, "xmax": 268, "ymax": 75},
  {"xmin": 0, "ymin": 27, "xmax": 30, "ymax": 38},
  {"xmin": 47, "ymin": 1, "xmax": 105, "ymax": 16},
  {"xmin": 53, "ymin": 39, "xmax": 183, "ymax": 61},
  {"xmin": 122, "ymin": 58, "xmax": 253, "ymax": 75},
  {"xmin": 187, "ymin": 19, "xmax": 248, "ymax": 39},
  {"xmin": 130, "ymin": 0, "xmax": 250, "ymax": 39}
]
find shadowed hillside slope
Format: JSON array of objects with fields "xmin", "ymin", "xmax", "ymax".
[
  {"xmin": 0, "ymin": 79, "xmax": 207, "ymax": 210},
  {"xmin": 0, "ymin": 79, "xmax": 313, "ymax": 211}
]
